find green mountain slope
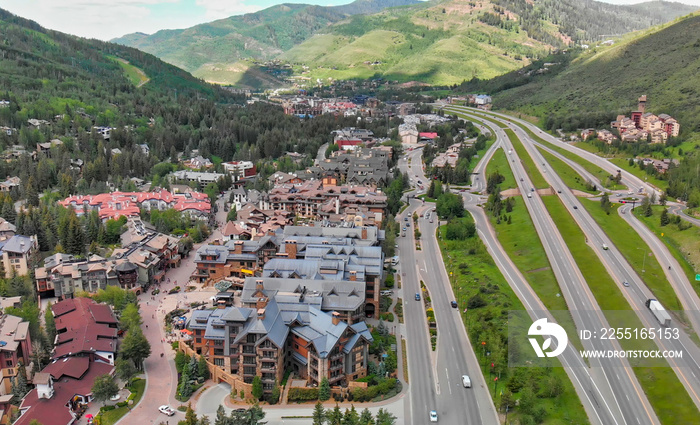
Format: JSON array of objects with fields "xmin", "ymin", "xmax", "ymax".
[
  {"xmin": 471, "ymin": 13, "xmax": 700, "ymax": 137},
  {"xmin": 113, "ymin": 0, "xmax": 694, "ymax": 88},
  {"xmin": 112, "ymin": 0, "xmax": 419, "ymax": 86}
]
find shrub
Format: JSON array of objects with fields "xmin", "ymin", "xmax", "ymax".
[
  {"xmin": 287, "ymin": 387, "xmax": 319, "ymax": 402},
  {"xmin": 116, "ymin": 401, "xmax": 128, "ymax": 408},
  {"xmin": 384, "ymin": 274, "xmax": 395, "ymax": 288},
  {"xmin": 100, "ymin": 405, "xmax": 116, "ymax": 412}
]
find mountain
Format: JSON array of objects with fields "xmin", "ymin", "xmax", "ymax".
[
  {"xmin": 112, "ymin": 0, "xmax": 420, "ymax": 87},
  {"xmin": 281, "ymin": 0, "xmax": 696, "ymax": 86},
  {"xmin": 113, "ymin": 0, "xmax": 695, "ymax": 89},
  {"xmin": 460, "ymin": 13, "xmax": 700, "ymax": 137}
]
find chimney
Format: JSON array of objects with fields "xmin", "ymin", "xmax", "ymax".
[
  {"xmin": 233, "ymin": 241, "xmax": 243, "ymax": 254},
  {"xmin": 257, "ymin": 308, "xmax": 266, "ymax": 320},
  {"xmin": 255, "ymin": 279, "xmax": 264, "ymax": 295},
  {"xmin": 332, "ymin": 311, "xmax": 341, "ymax": 326},
  {"xmin": 361, "ymin": 227, "xmax": 367, "ymax": 240},
  {"xmin": 286, "ymin": 240, "xmax": 297, "ymax": 259},
  {"xmin": 349, "ymin": 270, "xmax": 357, "ymax": 281}
]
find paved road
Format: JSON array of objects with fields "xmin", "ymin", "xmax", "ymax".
[
  {"xmin": 478, "ymin": 119, "xmax": 659, "ymax": 424},
  {"xmin": 398, "ymin": 145, "xmax": 499, "ymax": 425},
  {"xmin": 478, "ymin": 110, "xmax": 700, "ymax": 413},
  {"xmin": 197, "ymin": 383, "xmax": 405, "ymax": 423}
]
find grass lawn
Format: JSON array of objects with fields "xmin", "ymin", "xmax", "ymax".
[
  {"xmin": 635, "ymin": 206, "xmax": 700, "ymax": 297},
  {"xmin": 541, "ymin": 196, "xmax": 698, "ymax": 425},
  {"xmin": 485, "ymin": 147, "xmax": 517, "ymax": 190},
  {"xmin": 438, "ymin": 216, "xmax": 588, "ymax": 425},
  {"xmin": 99, "ymin": 378, "xmax": 146, "ymax": 425},
  {"xmin": 521, "ymin": 128, "xmax": 625, "ymax": 191},
  {"xmin": 537, "ymin": 146, "xmax": 597, "ymax": 194},
  {"xmin": 507, "ymin": 129, "xmax": 549, "ymax": 189},
  {"xmin": 579, "ymin": 200, "xmax": 681, "ymax": 312},
  {"xmin": 608, "ymin": 158, "xmax": 669, "ymax": 191},
  {"xmin": 487, "ymin": 196, "xmax": 583, "ymax": 352}
]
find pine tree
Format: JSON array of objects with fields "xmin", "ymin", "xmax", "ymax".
[
  {"xmin": 359, "ymin": 408, "xmax": 374, "ymax": 425},
  {"xmin": 251, "ymin": 376, "xmax": 263, "ymax": 401},
  {"xmin": 660, "ymin": 208, "xmax": 670, "ymax": 226},
  {"xmin": 26, "ymin": 176, "xmax": 39, "ymax": 207},
  {"xmin": 197, "ymin": 355, "xmax": 210, "ymax": 380},
  {"xmin": 312, "ymin": 401, "xmax": 326, "ymax": 425},
  {"xmin": 44, "ymin": 303, "xmax": 56, "ymax": 345},
  {"xmin": 319, "ymin": 377, "xmax": 331, "ymax": 401},
  {"xmin": 11, "ymin": 363, "xmax": 29, "ymax": 401}
]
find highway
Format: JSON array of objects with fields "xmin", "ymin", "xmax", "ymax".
[
  {"xmin": 472, "ymin": 118, "xmax": 659, "ymax": 424},
  {"xmin": 397, "ymin": 145, "xmax": 499, "ymax": 425},
  {"xmin": 463, "ymin": 108, "xmax": 700, "ymax": 413}
]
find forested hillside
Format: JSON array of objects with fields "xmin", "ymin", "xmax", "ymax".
[{"xmin": 0, "ymin": 8, "xmax": 397, "ymax": 201}]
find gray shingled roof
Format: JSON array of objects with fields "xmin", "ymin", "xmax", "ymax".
[{"xmin": 241, "ymin": 277, "xmax": 365, "ymax": 312}]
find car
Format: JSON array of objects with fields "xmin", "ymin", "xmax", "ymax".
[
  {"xmin": 573, "ymin": 206, "xmax": 578, "ymax": 209},
  {"xmin": 623, "ymin": 281, "xmax": 630, "ymax": 287},
  {"xmin": 462, "ymin": 375, "xmax": 472, "ymax": 388},
  {"xmin": 159, "ymin": 405, "xmax": 176, "ymax": 416},
  {"xmin": 520, "ymin": 178, "xmax": 524, "ymax": 182},
  {"xmin": 406, "ymin": 222, "xmax": 410, "ymax": 227},
  {"xmin": 110, "ymin": 394, "xmax": 121, "ymax": 401},
  {"xmin": 531, "ymin": 188, "xmax": 535, "ymax": 192},
  {"xmin": 450, "ymin": 301, "xmax": 458, "ymax": 308},
  {"xmin": 404, "ymin": 217, "xmax": 409, "ymax": 221},
  {"xmin": 415, "ymin": 293, "xmax": 421, "ymax": 301},
  {"xmin": 402, "ymin": 227, "xmax": 406, "ymax": 231},
  {"xmin": 430, "ymin": 410, "xmax": 438, "ymax": 422},
  {"xmin": 557, "ymin": 190, "xmax": 562, "ymax": 193}
]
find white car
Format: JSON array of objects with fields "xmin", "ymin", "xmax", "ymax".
[
  {"xmin": 430, "ymin": 410, "xmax": 438, "ymax": 422},
  {"xmin": 159, "ymin": 405, "xmax": 176, "ymax": 416}
]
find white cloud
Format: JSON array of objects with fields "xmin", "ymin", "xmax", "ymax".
[
  {"xmin": 194, "ymin": 0, "xmax": 261, "ymax": 21},
  {"xmin": 1, "ymin": 0, "xmax": 191, "ymax": 40}
]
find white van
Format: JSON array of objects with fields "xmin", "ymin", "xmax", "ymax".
[{"xmin": 462, "ymin": 375, "xmax": 471, "ymax": 388}]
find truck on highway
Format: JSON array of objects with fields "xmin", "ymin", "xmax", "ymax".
[{"xmin": 646, "ymin": 299, "xmax": 672, "ymax": 327}]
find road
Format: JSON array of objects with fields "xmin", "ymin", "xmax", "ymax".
[
  {"xmin": 477, "ymin": 119, "xmax": 660, "ymax": 424},
  {"xmin": 468, "ymin": 109, "xmax": 700, "ymax": 411},
  {"xmin": 398, "ymin": 145, "xmax": 499, "ymax": 425}
]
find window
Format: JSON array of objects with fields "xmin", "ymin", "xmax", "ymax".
[
  {"xmin": 5, "ymin": 360, "xmax": 12, "ymax": 368},
  {"xmin": 195, "ymin": 338, "xmax": 202, "ymax": 343},
  {"xmin": 214, "ymin": 358, "xmax": 225, "ymax": 367},
  {"xmin": 214, "ymin": 340, "xmax": 223, "ymax": 346}
]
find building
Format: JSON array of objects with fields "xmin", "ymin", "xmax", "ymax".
[
  {"xmin": 36, "ymin": 231, "xmax": 180, "ymax": 298},
  {"xmin": 15, "ymin": 358, "xmax": 114, "ymax": 425},
  {"xmin": 268, "ymin": 180, "xmax": 387, "ymax": 223},
  {"xmin": 0, "ymin": 218, "xmax": 15, "ymax": 241},
  {"xmin": 0, "ymin": 235, "xmax": 38, "ymax": 278},
  {"xmin": 241, "ymin": 277, "xmax": 365, "ymax": 324},
  {"xmin": 184, "ymin": 155, "xmax": 214, "ymax": 170},
  {"xmin": 51, "ymin": 298, "xmax": 118, "ymax": 364},
  {"xmin": 186, "ymin": 297, "xmax": 372, "ymax": 393},
  {"xmin": 0, "ymin": 177, "xmax": 20, "ymax": 193},
  {"xmin": 0, "ymin": 314, "xmax": 32, "ymax": 396},
  {"xmin": 223, "ymin": 161, "xmax": 256, "ymax": 181},
  {"xmin": 59, "ymin": 189, "xmax": 211, "ymax": 221},
  {"xmin": 170, "ymin": 170, "xmax": 225, "ymax": 189},
  {"xmin": 193, "ymin": 237, "xmax": 280, "ymax": 285},
  {"xmin": 399, "ymin": 124, "xmax": 418, "ymax": 145}
]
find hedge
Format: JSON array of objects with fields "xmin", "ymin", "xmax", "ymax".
[{"xmin": 288, "ymin": 387, "xmax": 319, "ymax": 402}]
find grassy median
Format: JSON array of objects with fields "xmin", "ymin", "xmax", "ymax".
[
  {"xmin": 579, "ymin": 200, "xmax": 682, "ymax": 312},
  {"xmin": 438, "ymin": 215, "xmax": 589, "ymax": 425},
  {"xmin": 507, "ymin": 129, "xmax": 549, "ymax": 189},
  {"xmin": 542, "ymin": 195, "xmax": 699, "ymax": 425},
  {"xmin": 485, "ymin": 147, "xmax": 517, "ymax": 190},
  {"xmin": 536, "ymin": 146, "xmax": 597, "ymax": 194}
]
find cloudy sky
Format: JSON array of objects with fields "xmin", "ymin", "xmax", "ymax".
[{"xmin": 2, "ymin": 0, "xmax": 699, "ymax": 41}]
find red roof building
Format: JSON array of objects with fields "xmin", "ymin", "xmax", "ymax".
[
  {"xmin": 51, "ymin": 298, "xmax": 118, "ymax": 365},
  {"xmin": 59, "ymin": 189, "xmax": 211, "ymax": 221},
  {"xmin": 419, "ymin": 132, "xmax": 438, "ymax": 140},
  {"xmin": 15, "ymin": 359, "xmax": 114, "ymax": 425}
]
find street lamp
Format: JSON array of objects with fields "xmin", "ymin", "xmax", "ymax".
[{"xmin": 637, "ymin": 247, "xmax": 647, "ymax": 274}]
